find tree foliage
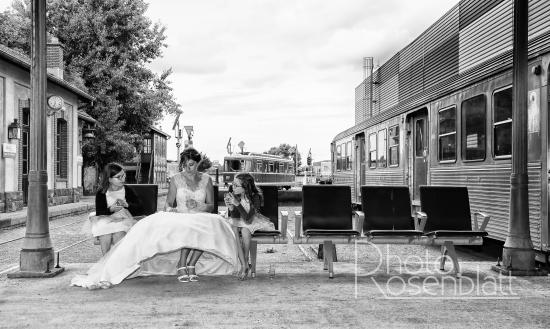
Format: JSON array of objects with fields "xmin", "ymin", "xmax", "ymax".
[
  {"xmin": 265, "ymin": 143, "xmax": 301, "ymax": 167},
  {"xmin": 0, "ymin": 0, "xmax": 181, "ymax": 169}
]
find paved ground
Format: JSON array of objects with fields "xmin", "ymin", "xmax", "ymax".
[{"xmin": 1, "ymin": 207, "xmax": 549, "ymax": 328}]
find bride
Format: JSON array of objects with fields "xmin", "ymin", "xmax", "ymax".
[{"xmin": 71, "ymin": 147, "xmax": 244, "ymax": 289}]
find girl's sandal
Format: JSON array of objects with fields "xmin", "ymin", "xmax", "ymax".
[
  {"xmin": 176, "ymin": 266, "xmax": 189, "ymax": 283},
  {"xmin": 187, "ymin": 265, "xmax": 199, "ymax": 282}
]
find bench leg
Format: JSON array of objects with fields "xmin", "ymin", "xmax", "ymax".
[
  {"xmin": 324, "ymin": 240, "xmax": 334, "ymax": 279},
  {"xmin": 250, "ymin": 240, "xmax": 258, "ymax": 278},
  {"xmin": 444, "ymin": 241, "xmax": 461, "ymax": 277},
  {"xmin": 440, "ymin": 245, "xmax": 448, "ymax": 271}
]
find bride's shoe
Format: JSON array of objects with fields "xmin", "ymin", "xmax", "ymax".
[
  {"xmin": 187, "ymin": 266, "xmax": 199, "ymax": 282},
  {"xmin": 177, "ymin": 266, "xmax": 189, "ymax": 283}
]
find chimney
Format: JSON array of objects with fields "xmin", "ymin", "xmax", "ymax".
[{"xmin": 47, "ymin": 36, "xmax": 64, "ymax": 79}]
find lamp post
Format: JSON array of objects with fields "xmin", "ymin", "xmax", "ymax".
[
  {"xmin": 492, "ymin": 0, "xmax": 545, "ymax": 276},
  {"xmin": 9, "ymin": 0, "xmax": 64, "ymax": 278}
]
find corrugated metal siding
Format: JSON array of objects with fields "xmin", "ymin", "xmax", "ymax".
[
  {"xmin": 380, "ymin": 75, "xmax": 399, "ymax": 112},
  {"xmin": 459, "ymin": 0, "xmax": 504, "ymax": 30},
  {"xmin": 364, "ymin": 169, "xmax": 405, "ymax": 186},
  {"xmin": 459, "ymin": 0, "xmax": 512, "ymax": 74},
  {"xmin": 424, "ymin": 4, "xmax": 460, "ymax": 55},
  {"xmin": 372, "ymin": 70, "xmax": 381, "ymax": 116},
  {"xmin": 399, "ymin": 60, "xmax": 423, "ymax": 101},
  {"xmin": 529, "ymin": 0, "xmax": 550, "ymax": 39},
  {"xmin": 399, "ymin": 34, "xmax": 425, "ymax": 72},
  {"xmin": 430, "ymin": 163, "xmax": 542, "ymax": 249},
  {"xmin": 380, "ymin": 54, "xmax": 400, "ymax": 84},
  {"xmin": 424, "ymin": 34, "xmax": 459, "ymax": 90},
  {"xmin": 355, "ymin": 81, "xmax": 367, "ymax": 124}
]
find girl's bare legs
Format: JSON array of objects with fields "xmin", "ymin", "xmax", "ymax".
[
  {"xmin": 241, "ymin": 228, "xmax": 252, "ymax": 276},
  {"xmin": 111, "ymin": 231, "xmax": 126, "ymax": 246},
  {"xmin": 233, "ymin": 227, "xmax": 247, "ymax": 280},
  {"xmin": 187, "ymin": 249, "xmax": 203, "ymax": 276},
  {"xmin": 99, "ymin": 234, "xmax": 113, "ymax": 255}
]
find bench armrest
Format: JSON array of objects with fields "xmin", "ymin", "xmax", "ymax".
[
  {"xmin": 415, "ymin": 211, "xmax": 427, "ymax": 231},
  {"xmin": 353, "ymin": 211, "xmax": 364, "ymax": 235},
  {"xmin": 294, "ymin": 211, "xmax": 302, "ymax": 237},
  {"xmin": 474, "ymin": 211, "xmax": 490, "ymax": 231},
  {"xmin": 280, "ymin": 211, "xmax": 289, "ymax": 239}
]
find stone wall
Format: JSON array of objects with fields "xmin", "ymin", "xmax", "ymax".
[
  {"xmin": 1, "ymin": 191, "xmax": 24, "ymax": 212},
  {"xmin": 1, "ymin": 187, "xmax": 83, "ymax": 212}
]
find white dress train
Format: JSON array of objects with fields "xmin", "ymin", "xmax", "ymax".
[{"xmin": 71, "ymin": 173, "xmax": 240, "ymax": 289}]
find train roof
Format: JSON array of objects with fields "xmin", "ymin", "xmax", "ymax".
[
  {"xmin": 332, "ymin": 0, "xmax": 550, "ymax": 142},
  {"xmin": 224, "ymin": 152, "xmax": 294, "ymax": 163}
]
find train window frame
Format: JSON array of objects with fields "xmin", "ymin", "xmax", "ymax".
[
  {"xmin": 256, "ymin": 160, "xmax": 262, "ymax": 172},
  {"xmin": 438, "ymin": 105, "xmax": 457, "ymax": 163},
  {"xmin": 346, "ymin": 141, "xmax": 352, "ymax": 171},
  {"xmin": 279, "ymin": 163, "xmax": 284, "ymax": 173},
  {"xmin": 461, "ymin": 94, "xmax": 487, "ymax": 162},
  {"xmin": 377, "ymin": 129, "xmax": 387, "ymax": 168},
  {"xmin": 336, "ymin": 144, "xmax": 342, "ymax": 171},
  {"xmin": 268, "ymin": 162, "xmax": 274, "ymax": 173},
  {"xmin": 368, "ymin": 132, "xmax": 377, "ymax": 169},
  {"xmin": 492, "ymin": 86, "xmax": 513, "ymax": 160},
  {"xmin": 388, "ymin": 124, "xmax": 399, "ymax": 167}
]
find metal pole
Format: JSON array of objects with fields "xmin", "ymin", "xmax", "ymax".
[
  {"xmin": 494, "ymin": 0, "xmax": 541, "ymax": 276},
  {"xmin": 9, "ymin": 0, "xmax": 64, "ymax": 278}
]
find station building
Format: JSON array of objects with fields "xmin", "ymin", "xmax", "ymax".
[{"xmin": 0, "ymin": 43, "xmax": 94, "ymax": 212}]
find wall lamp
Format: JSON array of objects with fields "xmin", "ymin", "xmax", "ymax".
[{"xmin": 8, "ymin": 119, "xmax": 21, "ymax": 140}]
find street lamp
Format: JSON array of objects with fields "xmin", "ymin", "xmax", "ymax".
[{"xmin": 184, "ymin": 125, "xmax": 194, "ymax": 146}]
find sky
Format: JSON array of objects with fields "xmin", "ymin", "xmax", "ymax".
[{"xmin": 0, "ymin": 0, "xmax": 459, "ymax": 164}]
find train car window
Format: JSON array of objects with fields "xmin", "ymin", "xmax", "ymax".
[
  {"xmin": 462, "ymin": 95, "xmax": 486, "ymax": 161},
  {"xmin": 346, "ymin": 141, "xmax": 352, "ymax": 170},
  {"xmin": 336, "ymin": 145, "xmax": 342, "ymax": 171},
  {"xmin": 226, "ymin": 159, "xmax": 241, "ymax": 171},
  {"xmin": 493, "ymin": 87, "xmax": 512, "ymax": 158},
  {"xmin": 528, "ymin": 90, "xmax": 541, "ymax": 161},
  {"xmin": 389, "ymin": 125, "xmax": 399, "ymax": 167},
  {"xmin": 378, "ymin": 129, "xmax": 387, "ymax": 168},
  {"xmin": 268, "ymin": 162, "xmax": 274, "ymax": 172},
  {"xmin": 279, "ymin": 163, "xmax": 284, "ymax": 173},
  {"xmin": 438, "ymin": 106, "xmax": 456, "ymax": 162},
  {"xmin": 368, "ymin": 133, "xmax": 377, "ymax": 168},
  {"xmin": 256, "ymin": 160, "xmax": 262, "ymax": 172}
]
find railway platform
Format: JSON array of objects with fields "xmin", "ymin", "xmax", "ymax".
[{"xmin": 1, "ymin": 206, "xmax": 549, "ymax": 328}]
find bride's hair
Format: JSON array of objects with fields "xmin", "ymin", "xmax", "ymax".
[
  {"xmin": 179, "ymin": 147, "xmax": 202, "ymax": 171},
  {"xmin": 234, "ymin": 173, "xmax": 263, "ymax": 210},
  {"xmin": 100, "ymin": 162, "xmax": 124, "ymax": 193}
]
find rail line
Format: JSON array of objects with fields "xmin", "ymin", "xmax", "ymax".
[{"xmin": 0, "ymin": 217, "xmax": 88, "ymax": 246}]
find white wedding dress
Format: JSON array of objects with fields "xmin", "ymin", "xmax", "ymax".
[{"xmin": 71, "ymin": 173, "xmax": 240, "ymax": 289}]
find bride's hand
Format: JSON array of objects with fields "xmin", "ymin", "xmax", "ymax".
[{"xmin": 186, "ymin": 199, "xmax": 198, "ymax": 209}]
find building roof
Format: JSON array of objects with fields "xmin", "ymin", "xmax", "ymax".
[
  {"xmin": 150, "ymin": 126, "xmax": 171, "ymax": 139},
  {"xmin": 0, "ymin": 43, "xmax": 94, "ymax": 101},
  {"xmin": 77, "ymin": 110, "xmax": 96, "ymax": 123}
]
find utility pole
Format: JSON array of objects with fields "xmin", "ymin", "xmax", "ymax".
[
  {"xmin": 493, "ymin": 0, "xmax": 545, "ymax": 276},
  {"xmin": 9, "ymin": 0, "xmax": 64, "ymax": 278}
]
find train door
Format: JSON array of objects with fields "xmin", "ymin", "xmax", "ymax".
[
  {"xmin": 407, "ymin": 109, "xmax": 429, "ymax": 202},
  {"xmin": 20, "ymin": 100, "xmax": 31, "ymax": 205},
  {"xmin": 354, "ymin": 133, "xmax": 365, "ymax": 204}
]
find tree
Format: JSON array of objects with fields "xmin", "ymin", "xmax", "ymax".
[
  {"xmin": 1, "ymin": 0, "xmax": 181, "ymax": 169},
  {"xmin": 265, "ymin": 143, "xmax": 301, "ymax": 167}
]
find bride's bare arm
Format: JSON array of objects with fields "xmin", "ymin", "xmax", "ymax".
[
  {"xmin": 164, "ymin": 176, "xmax": 177, "ymax": 211},
  {"xmin": 197, "ymin": 177, "xmax": 215, "ymax": 213}
]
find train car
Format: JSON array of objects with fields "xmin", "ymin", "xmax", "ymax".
[
  {"xmin": 331, "ymin": 0, "xmax": 550, "ymax": 258},
  {"xmin": 222, "ymin": 152, "xmax": 295, "ymax": 189}
]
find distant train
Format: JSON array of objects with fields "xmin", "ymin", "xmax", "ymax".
[
  {"xmin": 331, "ymin": 0, "xmax": 550, "ymax": 258},
  {"xmin": 222, "ymin": 152, "xmax": 295, "ymax": 189}
]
